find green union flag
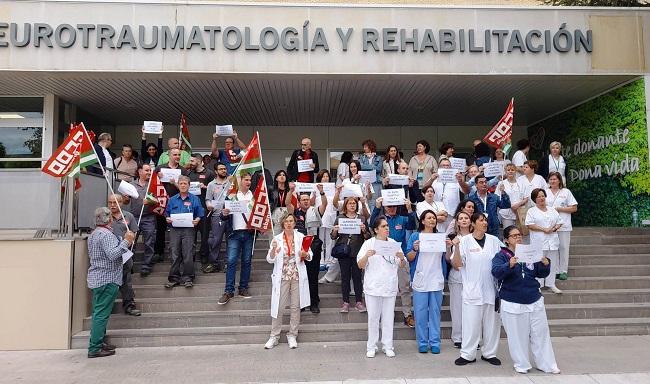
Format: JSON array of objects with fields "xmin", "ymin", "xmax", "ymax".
[{"xmin": 226, "ymin": 132, "xmax": 263, "ymax": 200}]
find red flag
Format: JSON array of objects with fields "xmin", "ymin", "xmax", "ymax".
[
  {"xmin": 227, "ymin": 132, "xmax": 264, "ymax": 199},
  {"xmin": 247, "ymin": 173, "xmax": 272, "ymax": 232},
  {"xmin": 42, "ymin": 123, "xmax": 94, "ymax": 177},
  {"xmin": 179, "ymin": 113, "xmax": 191, "ymax": 152},
  {"xmin": 483, "ymin": 98, "xmax": 514, "ymax": 149},
  {"xmin": 146, "ymin": 170, "xmax": 169, "ymax": 216}
]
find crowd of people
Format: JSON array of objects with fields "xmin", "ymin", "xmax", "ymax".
[{"xmin": 86, "ymin": 130, "xmax": 576, "ymax": 375}]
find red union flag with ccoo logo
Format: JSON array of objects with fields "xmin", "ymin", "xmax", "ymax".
[
  {"xmin": 247, "ymin": 174, "xmax": 272, "ymax": 232},
  {"xmin": 483, "ymin": 98, "xmax": 514, "ymax": 151},
  {"xmin": 42, "ymin": 123, "xmax": 98, "ymax": 177},
  {"xmin": 146, "ymin": 170, "xmax": 169, "ymax": 215}
]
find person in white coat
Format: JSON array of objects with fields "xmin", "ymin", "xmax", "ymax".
[
  {"xmin": 525, "ymin": 188, "xmax": 564, "ymax": 294},
  {"xmin": 416, "ymin": 185, "xmax": 449, "ymax": 233},
  {"xmin": 445, "ymin": 211, "xmax": 472, "ymax": 349},
  {"xmin": 452, "ymin": 212, "xmax": 503, "ymax": 366},
  {"xmin": 357, "ymin": 216, "xmax": 406, "ymax": 358},
  {"xmin": 264, "ymin": 213, "xmax": 312, "ymax": 350},
  {"xmin": 545, "ymin": 172, "xmax": 578, "ymax": 281}
]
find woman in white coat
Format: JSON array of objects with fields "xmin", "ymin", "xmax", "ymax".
[
  {"xmin": 264, "ymin": 213, "xmax": 312, "ymax": 350},
  {"xmin": 445, "ymin": 211, "xmax": 472, "ymax": 349},
  {"xmin": 526, "ymin": 188, "xmax": 564, "ymax": 294},
  {"xmin": 357, "ymin": 216, "xmax": 405, "ymax": 358},
  {"xmin": 545, "ymin": 172, "xmax": 578, "ymax": 281},
  {"xmin": 451, "ymin": 212, "xmax": 503, "ymax": 366}
]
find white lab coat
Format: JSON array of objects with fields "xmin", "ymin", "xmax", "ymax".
[{"xmin": 267, "ymin": 230, "xmax": 312, "ymax": 318}]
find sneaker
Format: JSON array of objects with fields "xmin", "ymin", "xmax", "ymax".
[
  {"xmin": 318, "ymin": 277, "xmax": 332, "ymax": 284},
  {"xmin": 481, "ymin": 356, "xmax": 502, "ymax": 366},
  {"xmin": 340, "ymin": 302, "xmax": 350, "ymax": 313},
  {"xmin": 515, "ymin": 367, "xmax": 529, "ymax": 374},
  {"xmin": 453, "ymin": 342, "xmax": 462, "ymax": 349},
  {"xmin": 418, "ymin": 346, "xmax": 428, "ymax": 353},
  {"xmin": 164, "ymin": 281, "xmax": 179, "ymax": 289},
  {"xmin": 366, "ymin": 349, "xmax": 376, "ymax": 358},
  {"xmin": 202, "ymin": 264, "xmax": 217, "ymax": 273},
  {"xmin": 455, "ymin": 357, "xmax": 476, "ymax": 366},
  {"xmin": 355, "ymin": 302, "xmax": 367, "ymax": 313},
  {"xmin": 403, "ymin": 314, "xmax": 415, "ymax": 328},
  {"xmin": 550, "ymin": 368, "xmax": 561, "ymax": 374},
  {"xmin": 383, "ymin": 348, "xmax": 396, "ymax": 358},
  {"xmin": 558, "ymin": 272, "xmax": 568, "ymax": 281},
  {"xmin": 124, "ymin": 306, "xmax": 141, "ymax": 316},
  {"xmin": 287, "ymin": 336, "xmax": 298, "ymax": 349},
  {"xmin": 430, "ymin": 346, "xmax": 440, "ymax": 354},
  {"xmin": 101, "ymin": 342, "xmax": 116, "ymax": 351},
  {"xmin": 184, "ymin": 281, "xmax": 194, "ymax": 288},
  {"xmin": 139, "ymin": 270, "xmax": 150, "ymax": 278},
  {"xmin": 549, "ymin": 286, "xmax": 563, "ymax": 294},
  {"xmin": 239, "ymin": 288, "xmax": 252, "ymax": 298},
  {"xmin": 217, "ymin": 292, "xmax": 234, "ymax": 305},
  {"xmin": 88, "ymin": 349, "xmax": 115, "ymax": 358},
  {"xmin": 310, "ymin": 305, "xmax": 320, "ymax": 314},
  {"xmin": 264, "ymin": 337, "xmax": 279, "ymax": 349}
]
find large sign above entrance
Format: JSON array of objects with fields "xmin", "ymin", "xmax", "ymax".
[{"xmin": 0, "ymin": 22, "xmax": 592, "ymax": 54}]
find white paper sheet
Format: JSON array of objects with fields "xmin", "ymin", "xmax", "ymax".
[
  {"xmin": 189, "ymin": 181, "xmax": 202, "ymax": 195},
  {"xmin": 381, "ymin": 188, "xmax": 406, "ymax": 206},
  {"xmin": 515, "ymin": 243, "xmax": 544, "ymax": 264},
  {"xmin": 340, "ymin": 183, "xmax": 363, "ymax": 198},
  {"xmin": 338, "ymin": 218, "xmax": 361, "ymax": 234},
  {"xmin": 225, "ymin": 200, "xmax": 248, "ymax": 214},
  {"xmin": 449, "ymin": 157, "xmax": 467, "ymax": 171},
  {"xmin": 159, "ymin": 168, "xmax": 181, "ymax": 183},
  {"xmin": 483, "ymin": 161, "xmax": 506, "ymax": 178},
  {"xmin": 320, "ymin": 182, "xmax": 336, "ymax": 197},
  {"xmin": 118, "ymin": 180, "xmax": 139, "ymax": 198},
  {"xmin": 122, "ymin": 249, "xmax": 134, "ymax": 265},
  {"xmin": 142, "ymin": 121, "xmax": 163, "ymax": 134},
  {"xmin": 418, "ymin": 233, "xmax": 447, "ymax": 253},
  {"xmin": 373, "ymin": 239, "xmax": 402, "ymax": 258},
  {"xmin": 215, "ymin": 124, "xmax": 234, "ymax": 136},
  {"xmin": 388, "ymin": 174, "xmax": 409, "ymax": 186},
  {"xmin": 437, "ymin": 168, "xmax": 459, "ymax": 184},
  {"xmin": 359, "ymin": 170, "xmax": 377, "ymax": 185},
  {"xmin": 297, "ymin": 159, "xmax": 314, "ymax": 173},
  {"xmin": 295, "ymin": 182, "xmax": 315, "ymax": 193},
  {"xmin": 170, "ymin": 212, "xmax": 194, "ymax": 228}
]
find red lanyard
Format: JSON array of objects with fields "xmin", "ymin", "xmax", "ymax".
[{"xmin": 283, "ymin": 232, "xmax": 294, "ymax": 257}]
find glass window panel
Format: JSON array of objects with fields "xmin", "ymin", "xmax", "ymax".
[{"xmin": 0, "ymin": 126, "xmax": 42, "ymax": 158}]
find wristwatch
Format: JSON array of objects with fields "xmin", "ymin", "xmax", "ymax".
[{"xmin": 320, "ymin": 192, "xmax": 325, "ymax": 196}]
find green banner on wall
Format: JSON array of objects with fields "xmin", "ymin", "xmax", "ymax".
[{"xmin": 528, "ymin": 79, "xmax": 649, "ymax": 227}]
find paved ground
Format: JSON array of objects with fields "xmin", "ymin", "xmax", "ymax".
[{"xmin": 2, "ymin": 336, "xmax": 650, "ymax": 384}]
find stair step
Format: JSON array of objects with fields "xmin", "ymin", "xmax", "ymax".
[
  {"xmin": 569, "ymin": 244, "xmax": 650, "ymax": 255},
  {"xmin": 567, "ymin": 265, "xmax": 650, "ymax": 277},
  {"xmin": 569, "ymin": 254, "xmax": 650, "ymax": 266}
]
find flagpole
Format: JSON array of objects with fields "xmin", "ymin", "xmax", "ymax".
[
  {"xmin": 213, "ymin": 133, "xmax": 252, "ymax": 203},
  {"xmin": 255, "ymin": 131, "xmax": 275, "ymax": 242},
  {"xmin": 81, "ymin": 123, "xmax": 130, "ymax": 233},
  {"xmin": 136, "ymin": 172, "xmax": 153, "ymax": 228}
]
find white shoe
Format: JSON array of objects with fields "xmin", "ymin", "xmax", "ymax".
[
  {"xmin": 366, "ymin": 349, "xmax": 376, "ymax": 358},
  {"xmin": 549, "ymin": 368, "xmax": 561, "ymax": 374},
  {"xmin": 287, "ymin": 336, "xmax": 298, "ymax": 349},
  {"xmin": 318, "ymin": 277, "xmax": 331, "ymax": 284},
  {"xmin": 264, "ymin": 337, "xmax": 279, "ymax": 349},
  {"xmin": 549, "ymin": 286, "xmax": 563, "ymax": 294},
  {"xmin": 515, "ymin": 367, "xmax": 529, "ymax": 374},
  {"xmin": 383, "ymin": 348, "xmax": 396, "ymax": 358}
]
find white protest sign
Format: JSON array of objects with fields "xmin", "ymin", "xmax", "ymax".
[
  {"xmin": 338, "ymin": 218, "xmax": 361, "ymax": 234},
  {"xmin": 373, "ymin": 239, "xmax": 402, "ymax": 258},
  {"xmin": 437, "ymin": 168, "xmax": 459, "ymax": 184},
  {"xmin": 117, "ymin": 180, "xmax": 139, "ymax": 199},
  {"xmin": 215, "ymin": 124, "xmax": 234, "ymax": 136},
  {"xmin": 418, "ymin": 233, "xmax": 447, "ymax": 253},
  {"xmin": 295, "ymin": 182, "xmax": 315, "ymax": 194},
  {"xmin": 170, "ymin": 213, "xmax": 194, "ymax": 228},
  {"xmin": 388, "ymin": 174, "xmax": 409, "ymax": 186},
  {"xmin": 297, "ymin": 159, "xmax": 314, "ymax": 173},
  {"xmin": 449, "ymin": 157, "xmax": 467, "ymax": 171},
  {"xmin": 515, "ymin": 243, "xmax": 543, "ymax": 264},
  {"xmin": 122, "ymin": 250, "xmax": 134, "ymax": 265},
  {"xmin": 159, "ymin": 168, "xmax": 181, "ymax": 183},
  {"xmin": 225, "ymin": 200, "xmax": 248, "ymax": 214},
  {"xmin": 189, "ymin": 182, "xmax": 202, "ymax": 195},
  {"xmin": 483, "ymin": 161, "xmax": 505, "ymax": 178},
  {"xmin": 142, "ymin": 121, "xmax": 163, "ymax": 134},
  {"xmin": 320, "ymin": 182, "xmax": 336, "ymax": 197},
  {"xmin": 359, "ymin": 170, "xmax": 377, "ymax": 185},
  {"xmin": 340, "ymin": 183, "xmax": 363, "ymax": 198},
  {"xmin": 381, "ymin": 188, "xmax": 406, "ymax": 206}
]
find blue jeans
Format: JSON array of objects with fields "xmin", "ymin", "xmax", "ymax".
[
  {"xmin": 413, "ymin": 290, "xmax": 443, "ymax": 350},
  {"xmin": 225, "ymin": 230, "xmax": 254, "ymax": 294}
]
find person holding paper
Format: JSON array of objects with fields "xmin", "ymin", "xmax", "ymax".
[
  {"xmin": 204, "ymin": 162, "xmax": 230, "ymax": 273},
  {"xmin": 331, "ymin": 197, "xmax": 370, "ymax": 313},
  {"xmin": 512, "ymin": 139, "xmax": 530, "ymax": 178},
  {"xmin": 188, "ymin": 153, "xmax": 215, "ymax": 266},
  {"xmin": 86, "ymin": 207, "xmax": 135, "ymax": 358},
  {"xmin": 445, "ymin": 211, "xmax": 472, "ymax": 348},
  {"xmin": 405, "ymin": 210, "xmax": 446, "ymax": 354},
  {"xmin": 357, "ymin": 217, "xmax": 406, "ymax": 358},
  {"xmin": 107, "ymin": 194, "xmax": 141, "ymax": 316},
  {"xmin": 382, "ymin": 161, "xmax": 424, "ymax": 216},
  {"xmin": 545, "ymin": 172, "xmax": 578, "ymax": 281},
  {"xmin": 432, "ymin": 159, "xmax": 470, "ymax": 218},
  {"xmin": 416, "ymin": 186, "xmax": 449, "ymax": 233},
  {"xmin": 451, "ymin": 213, "xmax": 503, "ymax": 366},
  {"xmin": 264, "ymin": 213, "xmax": 312, "ymax": 350},
  {"xmin": 127, "ymin": 164, "xmax": 158, "ymax": 278},
  {"xmin": 270, "ymin": 170, "xmax": 290, "ymax": 236},
  {"xmin": 469, "ymin": 174, "xmax": 511, "ymax": 237},
  {"xmin": 491, "ymin": 226, "xmax": 560, "ymax": 374},
  {"xmin": 315, "ymin": 170, "xmax": 338, "ymax": 278},
  {"xmin": 517, "ymin": 160, "xmax": 547, "ymax": 208},
  {"xmin": 157, "ymin": 148, "xmax": 189, "ymax": 197},
  {"xmin": 445, "ymin": 199, "xmax": 476, "ymax": 235},
  {"xmin": 164, "ymin": 176, "xmax": 204, "ymax": 289},
  {"xmin": 525, "ymin": 188, "xmax": 564, "ymax": 294},
  {"xmin": 157, "ymin": 137, "xmax": 191, "ymax": 167},
  {"xmin": 382, "ymin": 145, "xmax": 402, "ymax": 179},
  {"xmin": 408, "ymin": 140, "xmax": 438, "ymax": 186},
  {"xmin": 140, "ymin": 127, "xmax": 163, "ymax": 167},
  {"xmin": 497, "ymin": 164, "xmax": 528, "ymax": 230},
  {"xmin": 336, "ymin": 151, "xmax": 353, "ymax": 187},
  {"xmin": 359, "ymin": 139, "xmax": 383, "ymax": 210},
  {"xmin": 287, "ymin": 137, "xmax": 319, "ymax": 183},
  {"xmin": 210, "ymin": 131, "xmax": 246, "ymax": 175},
  {"xmin": 287, "ymin": 182, "xmax": 327, "ymax": 314},
  {"xmin": 217, "ymin": 173, "xmax": 255, "ymax": 305}
]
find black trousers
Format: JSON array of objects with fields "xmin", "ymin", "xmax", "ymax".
[
  {"xmin": 339, "ymin": 256, "xmax": 363, "ymax": 303},
  {"xmin": 195, "ymin": 215, "xmax": 211, "ymax": 264},
  {"xmin": 154, "ymin": 214, "xmax": 167, "ymax": 256},
  {"xmin": 305, "ymin": 240, "xmax": 322, "ymax": 306}
]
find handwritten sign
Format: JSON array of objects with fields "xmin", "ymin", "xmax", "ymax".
[
  {"xmin": 381, "ymin": 188, "xmax": 405, "ymax": 206},
  {"xmin": 515, "ymin": 243, "xmax": 543, "ymax": 264},
  {"xmin": 189, "ymin": 181, "xmax": 202, "ymax": 195},
  {"xmin": 437, "ymin": 168, "xmax": 458, "ymax": 184},
  {"xmin": 143, "ymin": 121, "xmax": 163, "ymax": 134},
  {"xmin": 170, "ymin": 212, "xmax": 194, "ymax": 228},
  {"xmin": 388, "ymin": 174, "xmax": 409, "ymax": 186},
  {"xmin": 320, "ymin": 182, "xmax": 336, "ymax": 197},
  {"xmin": 340, "ymin": 183, "xmax": 363, "ymax": 198},
  {"xmin": 338, "ymin": 218, "xmax": 361, "ymax": 234},
  {"xmin": 159, "ymin": 168, "xmax": 181, "ymax": 183},
  {"xmin": 295, "ymin": 182, "xmax": 315, "ymax": 194},
  {"xmin": 225, "ymin": 200, "xmax": 248, "ymax": 214},
  {"xmin": 483, "ymin": 161, "xmax": 505, "ymax": 178},
  {"xmin": 297, "ymin": 159, "xmax": 314, "ymax": 173},
  {"xmin": 215, "ymin": 124, "xmax": 234, "ymax": 136},
  {"xmin": 449, "ymin": 157, "xmax": 467, "ymax": 171},
  {"xmin": 359, "ymin": 170, "xmax": 377, "ymax": 185},
  {"xmin": 418, "ymin": 233, "xmax": 447, "ymax": 253}
]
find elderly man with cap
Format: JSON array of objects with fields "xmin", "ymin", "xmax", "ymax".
[
  {"xmin": 87, "ymin": 207, "xmax": 136, "ymax": 358},
  {"xmin": 107, "ymin": 194, "xmax": 141, "ymax": 316}
]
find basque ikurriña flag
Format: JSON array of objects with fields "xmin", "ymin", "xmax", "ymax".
[
  {"xmin": 146, "ymin": 170, "xmax": 169, "ymax": 215},
  {"xmin": 483, "ymin": 98, "xmax": 514, "ymax": 153}
]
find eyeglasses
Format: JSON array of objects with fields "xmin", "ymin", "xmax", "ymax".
[
  {"xmin": 301, "ymin": 143, "xmax": 309, "ymax": 146},
  {"xmin": 508, "ymin": 233, "xmax": 523, "ymax": 238}
]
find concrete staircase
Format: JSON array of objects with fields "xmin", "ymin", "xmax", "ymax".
[{"xmin": 71, "ymin": 227, "xmax": 650, "ymax": 348}]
